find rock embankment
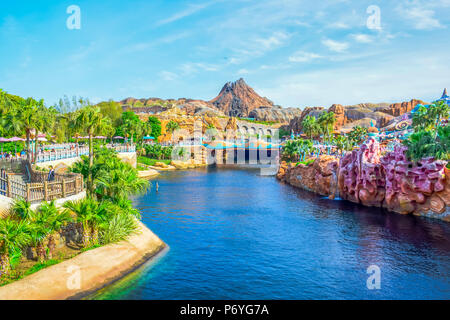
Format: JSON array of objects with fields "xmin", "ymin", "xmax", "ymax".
[{"xmin": 277, "ymin": 139, "xmax": 450, "ymax": 221}]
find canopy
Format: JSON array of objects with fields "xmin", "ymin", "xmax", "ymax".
[
  {"xmin": 113, "ymin": 136, "xmax": 124, "ymax": 139},
  {"xmin": 143, "ymin": 136, "xmax": 155, "ymax": 140},
  {"xmin": 0, "ymin": 138, "xmax": 10, "ymax": 142},
  {"xmin": 9, "ymin": 137, "xmax": 25, "ymax": 142},
  {"xmin": 94, "ymin": 136, "xmax": 107, "ymax": 139}
]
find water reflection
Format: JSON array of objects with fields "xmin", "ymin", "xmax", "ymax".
[{"xmin": 97, "ymin": 167, "xmax": 450, "ymax": 300}]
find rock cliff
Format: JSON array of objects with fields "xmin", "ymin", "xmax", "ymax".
[
  {"xmin": 210, "ymin": 78, "xmax": 274, "ymax": 117},
  {"xmin": 278, "ymin": 139, "xmax": 450, "ymax": 221}
]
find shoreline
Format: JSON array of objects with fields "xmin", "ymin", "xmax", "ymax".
[{"xmin": 0, "ymin": 221, "xmax": 167, "ymax": 300}]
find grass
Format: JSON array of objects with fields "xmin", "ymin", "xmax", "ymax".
[
  {"xmin": 296, "ymin": 158, "xmax": 315, "ymax": 166},
  {"xmin": 237, "ymin": 117, "xmax": 278, "ymax": 125},
  {"xmin": 1, "ymin": 258, "xmax": 65, "ymax": 287},
  {"xmin": 138, "ymin": 156, "xmax": 171, "ymax": 166}
]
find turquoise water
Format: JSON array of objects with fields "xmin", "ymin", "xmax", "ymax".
[{"xmin": 93, "ymin": 166, "xmax": 450, "ymax": 300}]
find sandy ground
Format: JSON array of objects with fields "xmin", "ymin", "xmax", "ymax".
[
  {"xmin": 138, "ymin": 169, "xmax": 160, "ymax": 179},
  {"xmin": 0, "ymin": 221, "xmax": 166, "ymax": 300}
]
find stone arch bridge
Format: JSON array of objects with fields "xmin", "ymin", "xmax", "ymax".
[{"xmin": 235, "ymin": 120, "xmax": 276, "ymax": 138}]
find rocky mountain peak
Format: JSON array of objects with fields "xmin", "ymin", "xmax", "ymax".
[{"xmin": 210, "ymin": 78, "xmax": 274, "ymax": 117}]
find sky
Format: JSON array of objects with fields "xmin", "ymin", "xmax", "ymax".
[{"xmin": 0, "ymin": 0, "xmax": 449, "ymax": 108}]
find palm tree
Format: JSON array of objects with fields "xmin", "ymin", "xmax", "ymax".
[
  {"xmin": 302, "ymin": 116, "xmax": 319, "ymax": 140},
  {"xmin": 39, "ymin": 201, "xmax": 73, "ymax": 259},
  {"xmin": 32, "ymin": 105, "xmax": 57, "ymax": 163},
  {"xmin": 166, "ymin": 120, "xmax": 180, "ymax": 144},
  {"xmin": 6, "ymin": 98, "xmax": 43, "ymax": 163},
  {"xmin": 95, "ymin": 162, "xmax": 148, "ymax": 202},
  {"xmin": 0, "ymin": 218, "xmax": 31, "ymax": 278},
  {"xmin": 11, "ymin": 198, "xmax": 34, "ymax": 220},
  {"xmin": 63, "ymin": 198, "xmax": 110, "ymax": 247},
  {"xmin": 72, "ymin": 106, "xmax": 108, "ymax": 193},
  {"xmin": 318, "ymin": 111, "xmax": 336, "ymax": 143}
]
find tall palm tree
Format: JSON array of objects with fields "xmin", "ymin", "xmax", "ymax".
[
  {"xmin": 318, "ymin": 111, "xmax": 336, "ymax": 143},
  {"xmin": 72, "ymin": 106, "xmax": 108, "ymax": 193},
  {"xmin": 166, "ymin": 120, "xmax": 180, "ymax": 145},
  {"xmin": 302, "ymin": 116, "xmax": 318, "ymax": 140},
  {"xmin": 0, "ymin": 218, "xmax": 31, "ymax": 278},
  {"xmin": 6, "ymin": 98, "xmax": 43, "ymax": 162}
]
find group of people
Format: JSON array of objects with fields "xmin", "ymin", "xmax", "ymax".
[{"xmin": 0, "ymin": 150, "xmax": 27, "ymax": 160}]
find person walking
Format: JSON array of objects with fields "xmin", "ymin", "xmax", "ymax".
[{"xmin": 47, "ymin": 166, "xmax": 55, "ymax": 182}]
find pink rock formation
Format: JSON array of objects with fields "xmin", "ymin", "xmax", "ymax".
[
  {"xmin": 279, "ymin": 138, "xmax": 449, "ymax": 221},
  {"xmin": 338, "ymin": 139, "xmax": 385, "ymax": 207},
  {"xmin": 381, "ymin": 146, "xmax": 447, "ymax": 215}
]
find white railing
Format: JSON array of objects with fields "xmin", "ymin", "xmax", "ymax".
[{"xmin": 35, "ymin": 145, "xmax": 136, "ymax": 163}]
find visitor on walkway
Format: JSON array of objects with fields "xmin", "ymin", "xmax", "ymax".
[{"xmin": 48, "ymin": 166, "xmax": 55, "ymax": 182}]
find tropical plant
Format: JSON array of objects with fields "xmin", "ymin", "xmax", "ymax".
[
  {"xmin": 302, "ymin": 116, "xmax": 320, "ymax": 140},
  {"xmin": 404, "ymin": 125, "xmax": 450, "ymax": 161},
  {"xmin": 0, "ymin": 218, "xmax": 31, "ymax": 278},
  {"xmin": 95, "ymin": 161, "xmax": 148, "ymax": 203},
  {"xmin": 71, "ymin": 105, "xmax": 109, "ymax": 193},
  {"xmin": 99, "ymin": 209, "xmax": 138, "ymax": 245},
  {"xmin": 38, "ymin": 201, "xmax": 73, "ymax": 259},
  {"xmin": 63, "ymin": 198, "xmax": 110, "ymax": 247},
  {"xmin": 5, "ymin": 98, "xmax": 44, "ymax": 162},
  {"xmin": 166, "ymin": 120, "xmax": 180, "ymax": 144},
  {"xmin": 317, "ymin": 111, "xmax": 336, "ymax": 142},
  {"xmin": 147, "ymin": 116, "xmax": 162, "ymax": 140},
  {"xmin": 348, "ymin": 126, "xmax": 368, "ymax": 146}
]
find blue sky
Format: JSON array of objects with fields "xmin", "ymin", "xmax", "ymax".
[{"xmin": 0, "ymin": 0, "xmax": 449, "ymax": 108}]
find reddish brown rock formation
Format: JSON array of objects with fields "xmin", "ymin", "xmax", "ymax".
[
  {"xmin": 278, "ymin": 155, "xmax": 339, "ymax": 198},
  {"xmin": 328, "ymin": 104, "xmax": 345, "ymax": 130},
  {"xmin": 210, "ymin": 78, "xmax": 274, "ymax": 117},
  {"xmin": 376, "ymin": 99, "xmax": 426, "ymax": 117}
]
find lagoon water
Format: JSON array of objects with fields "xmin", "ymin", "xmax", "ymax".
[{"xmin": 93, "ymin": 166, "xmax": 450, "ymax": 300}]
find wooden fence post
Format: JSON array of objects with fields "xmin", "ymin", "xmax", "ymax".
[
  {"xmin": 44, "ymin": 181, "xmax": 48, "ymax": 201},
  {"xmin": 26, "ymin": 184, "xmax": 31, "ymax": 202},
  {"xmin": 62, "ymin": 179, "xmax": 66, "ymax": 198},
  {"xmin": 6, "ymin": 174, "xmax": 11, "ymax": 198}
]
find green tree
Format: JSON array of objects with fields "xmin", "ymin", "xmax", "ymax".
[
  {"xmin": 318, "ymin": 111, "xmax": 336, "ymax": 142},
  {"xmin": 6, "ymin": 98, "xmax": 44, "ymax": 162},
  {"xmin": 147, "ymin": 116, "xmax": 162, "ymax": 140},
  {"xmin": 348, "ymin": 126, "xmax": 368, "ymax": 146},
  {"xmin": 166, "ymin": 120, "xmax": 180, "ymax": 144},
  {"xmin": 302, "ymin": 115, "xmax": 319, "ymax": 140},
  {"xmin": 71, "ymin": 106, "xmax": 108, "ymax": 193},
  {"xmin": 63, "ymin": 198, "xmax": 110, "ymax": 247}
]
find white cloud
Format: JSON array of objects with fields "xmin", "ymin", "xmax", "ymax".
[
  {"xmin": 258, "ymin": 51, "xmax": 450, "ymax": 108},
  {"xmin": 289, "ymin": 51, "xmax": 322, "ymax": 62},
  {"xmin": 254, "ymin": 31, "xmax": 291, "ymax": 51},
  {"xmin": 327, "ymin": 22, "xmax": 349, "ymax": 29},
  {"xmin": 159, "ymin": 71, "xmax": 178, "ymax": 81},
  {"xmin": 156, "ymin": 1, "xmax": 215, "ymax": 26},
  {"xmin": 237, "ymin": 68, "xmax": 249, "ymax": 75},
  {"xmin": 180, "ymin": 62, "xmax": 219, "ymax": 75},
  {"xmin": 351, "ymin": 33, "xmax": 373, "ymax": 43},
  {"xmin": 400, "ymin": 7, "xmax": 443, "ymax": 30},
  {"xmin": 322, "ymin": 38, "xmax": 349, "ymax": 52}
]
